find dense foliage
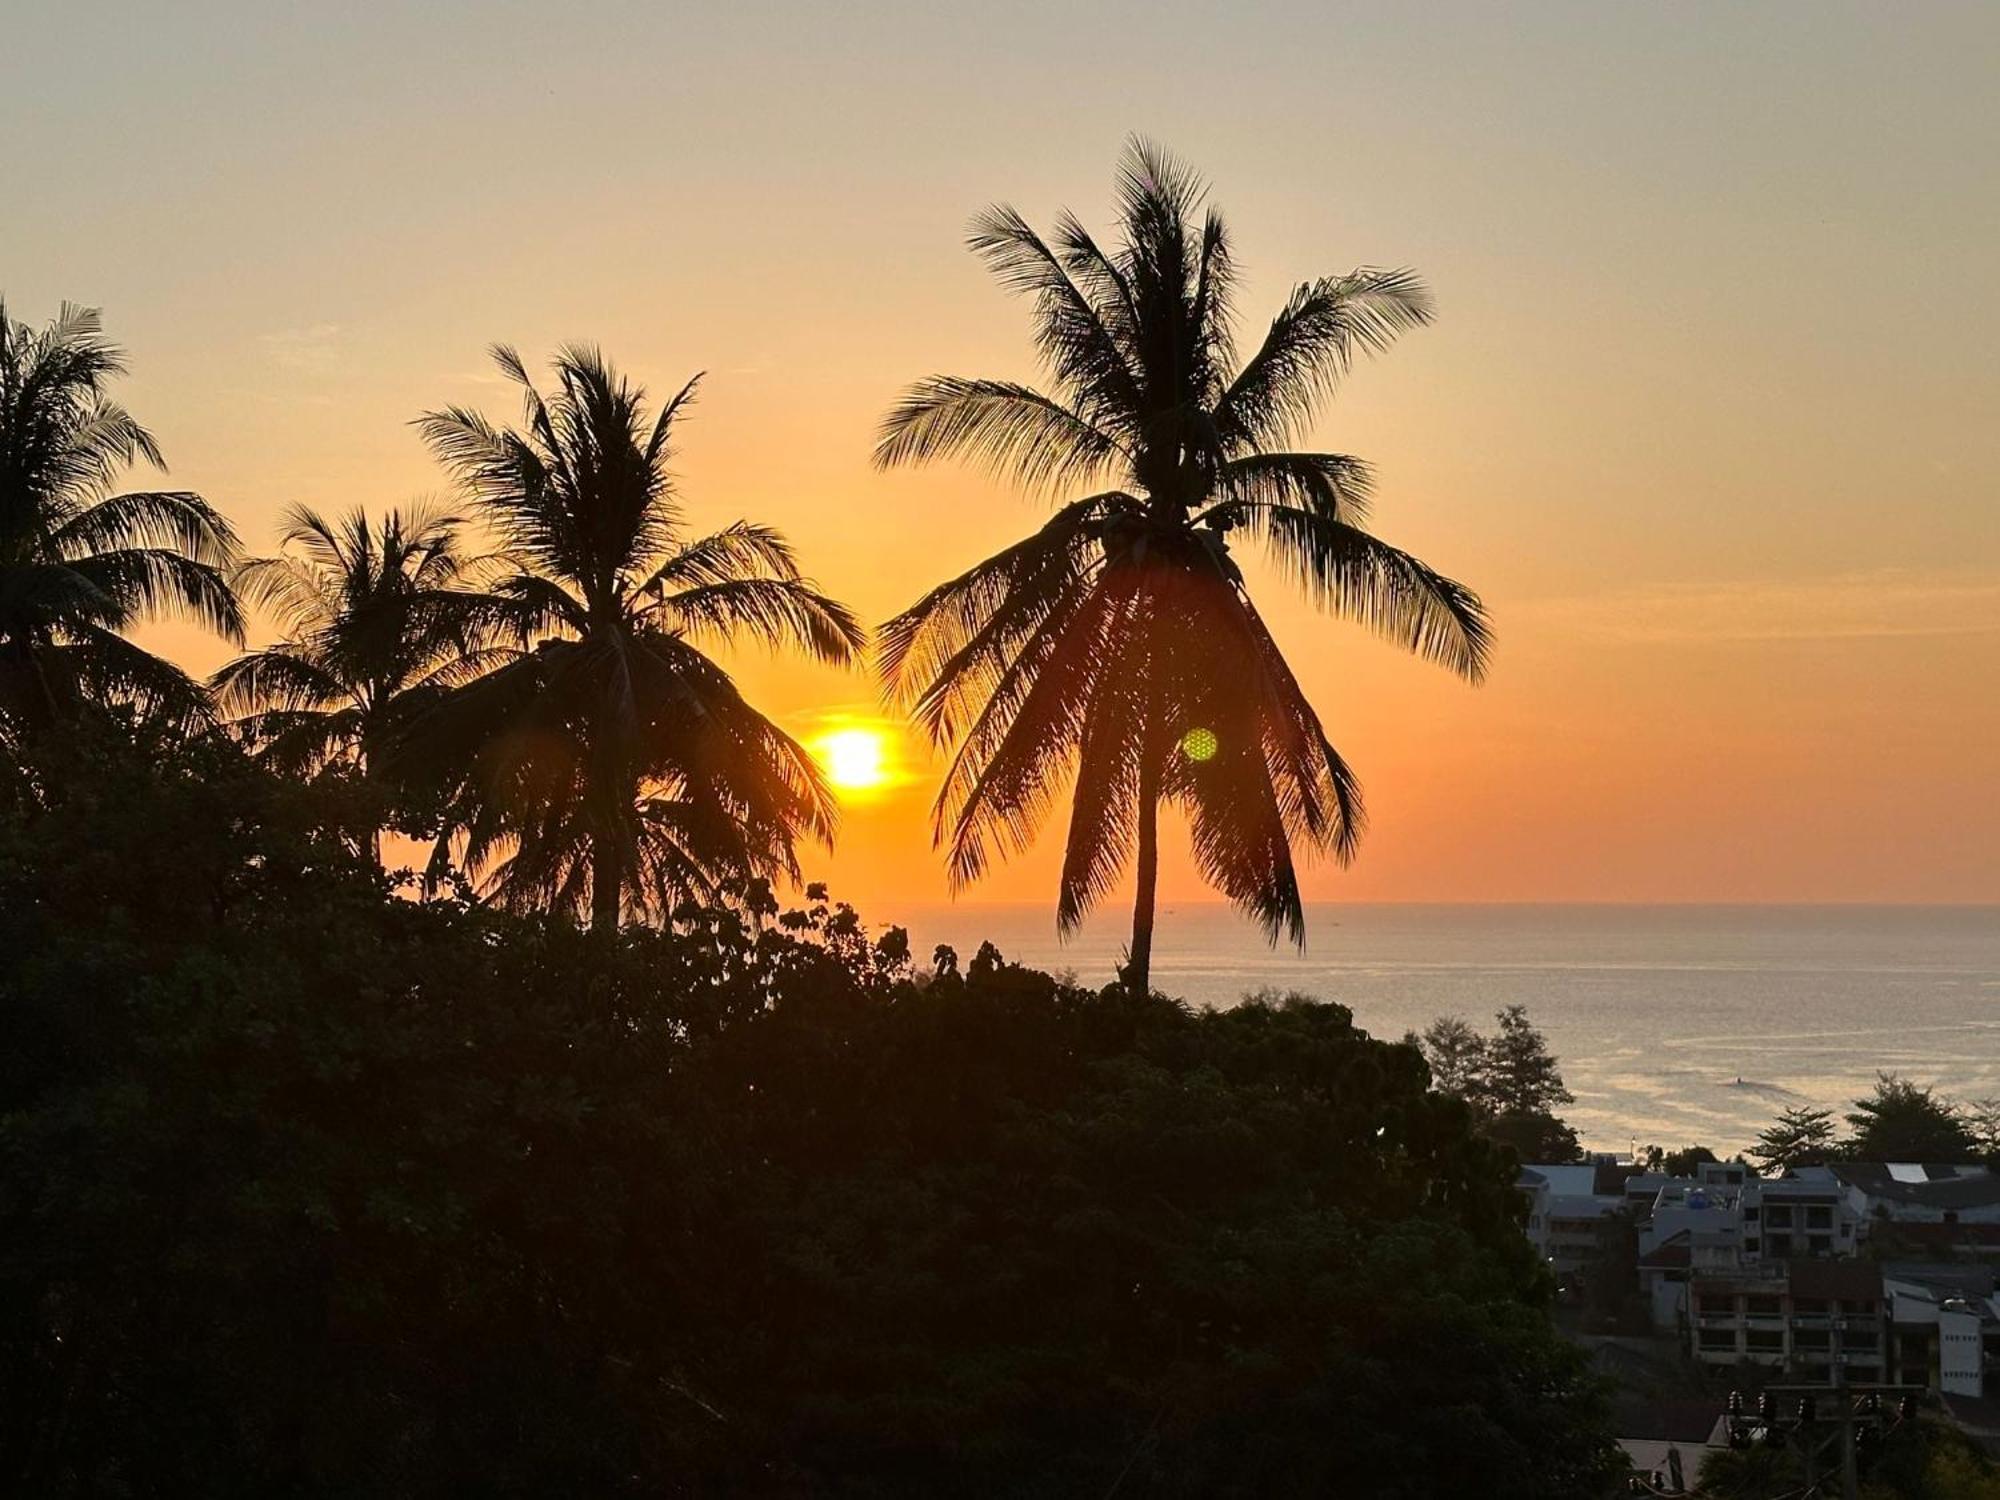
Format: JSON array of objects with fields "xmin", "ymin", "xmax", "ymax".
[
  {"xmin": 1696, "ymin": 1416, "xmax": 2000, "ymax": 1500},
  {"xmin": 1844, "ymin": 1074, "xmax": 1981, "ymax": 1163},
  {"xmin": 1751, "ymin": 1105, "xmax": 1842, "ymax": 1174},
  {"xmin": 1414, "ymin": 1005, "xmax": 1582, "ymax": 1163},
  {"xmin": 1743, "ymin": 1080, "xmax": 1997, "ymax": 1174},
  {"xmin": 0, "ymin": 723, "xmax": 1619, "ymax": 1497}
]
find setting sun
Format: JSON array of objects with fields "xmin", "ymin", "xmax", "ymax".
[{"xmin": 811, "ymin": 726, "xmax": 891, "ymax": 793}]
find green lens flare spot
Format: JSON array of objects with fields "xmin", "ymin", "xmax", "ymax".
[{"xmin": 1181, "ymin": 727, "xmax": 1218, "ymax": 763}]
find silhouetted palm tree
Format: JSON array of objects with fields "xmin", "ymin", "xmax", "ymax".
[
  {"xmin": 0, "ymin": 301, "xmax": 241, "ymax": 732},
  {"xmin": 211, "ymin": 502, "xmax": 489, "ymax": 856},
  {"xmin": 876, "ymin": 141, "xmax": 1489, "ymax": 992},
  {"xmin": 410, "ymin": 345, "xmax": 863, "ymax": 931}
]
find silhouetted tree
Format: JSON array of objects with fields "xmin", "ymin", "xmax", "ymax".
[
  {"xmin": 0, "ymin": 301, "xmax": 241, "ymax": 734},
  {"xmin": 1476, "ymin": 1004, "xmax": 1575, "ymax": 1120},
  {"xmin": 1471, "ymin": 1005, "xmax": 1579, "ymax": 1161},
  {"xmin": 1968, "ymin": 1098, "xmax": 2000, "ymax": 1167},
  {"xmin": 409, "ymin": 346, "xmax": 862, "ymax": 930},
  {"xmin": 1844, "ymin": 1073, "xmax": 1976, "ymax": 1162},
  {"xmin": 1418, "ymin": 1005, "xmax": 1579, "ymax": 1163},
  {"xmin": 211, "ymin": 503, "xmax": 488, "ymax": 856},
  {"xmin": 874, "ymin": 140, "xmax": 1488, "ymax": 991},
  {"xmin": 1751, "ymin": 1105, "xmax": 1840, "ymax": 1175},
  {"xmin": 1486, "ymin": 1108, "xmax": 1583, "ymax": 1165},
  {"xmin": 1418, "ymin": 1014, "xmax": 1486, "ymax": 1096}
]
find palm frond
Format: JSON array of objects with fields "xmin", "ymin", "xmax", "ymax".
[
  {"xmin": 1206, "ymin": 451, "xmax": 1375, "ymax": 524},
  {"xmin": 1236, "ymin": 505, "xmax": 1491, "ymax": 681},
  {"xmin": 209, "ymin": 646, "xmax": 346, "ymax": 716},
  {"xmin": 56, "ymin": 624, "xmax": 215, "ymax": 733},
  {"xmin": 966, "ymin": 205, "xmax": 1143, "ymax": 427},
  {"xmin": 876, "ymin": 491, "xmax": 1123, "ymax": 714},
  {"xmin": 653, "ymin": 576, "xmax": 864, "ymax": 664},
  {"xmin": 638, "ymin": 521, "xmax": 800, "ymax": 592},
  {"xmin": 872, "ymin": 377, "xmax": 1126, "ymax": 495},
  {"xmin": 66, "ymin": 547, "xmax": 245, "ymax": 642},
  {"xmin": 1215, "ymin": 268, "xmax": 1434, "ymax": 452}
]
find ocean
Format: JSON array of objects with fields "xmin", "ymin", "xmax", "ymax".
[{"xmin": 874, "ymin": 903, "xmax": 2000, "ymax": 1157}]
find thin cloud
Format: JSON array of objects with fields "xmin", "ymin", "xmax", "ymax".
[
  {"xmin": 1518, "ymin": 570, "xmax": 2000, "ymax": 645},
  {"xmin": 259, "ymin": 323, "xmax": 343, "ymax": 374}
]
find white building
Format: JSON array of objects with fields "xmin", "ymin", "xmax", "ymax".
[
  {"xmin": 1882, "ymin": 1265, "xmax": 2000, "ymax": 1398},
  {"xmin": 1519, "ymin": 1162, "xmax": 1628, "ymax": 1279}
]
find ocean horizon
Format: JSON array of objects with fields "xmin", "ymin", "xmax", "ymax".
[{"xmin": 869, "ymin": 901, "xmax": 2000, "ymax": 1158}]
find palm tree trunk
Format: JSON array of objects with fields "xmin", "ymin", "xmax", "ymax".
[{"xmin": 1129, "ymin": 747, "xmax": 1160, "ymax": 995}]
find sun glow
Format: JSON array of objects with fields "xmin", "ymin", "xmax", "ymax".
[{"xmin": 811, "ymin": 726, "xmax": 892, "ymax": 794}]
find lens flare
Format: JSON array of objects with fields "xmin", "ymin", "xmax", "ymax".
[{"xmin": 1181, "ymin": 726, "xmax": 1218, "ymax": 762}]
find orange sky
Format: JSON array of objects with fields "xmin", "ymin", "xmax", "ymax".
[{"xmin": 7, "ymin": 2, "xmax": 1996, "ymax": 916}]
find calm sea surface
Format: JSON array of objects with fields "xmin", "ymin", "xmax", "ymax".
[{"xmin": 873, "ymin": 903, "xmax": 2000, "ymax": 1156}]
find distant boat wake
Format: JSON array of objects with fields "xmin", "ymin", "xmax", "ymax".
[{"xmin": 1722, "ymin": 1077, "xmax": 1796, "ymax": 1098}]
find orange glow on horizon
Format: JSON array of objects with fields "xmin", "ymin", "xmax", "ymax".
[{"xmin": 28, "ymin": 3, "xmax": 1998, "ymax": 913}]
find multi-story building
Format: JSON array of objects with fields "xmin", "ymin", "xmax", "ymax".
[
  {"xmin": 1739, "ymin": 1174, "xmax": 1862, "ymax": 1263},
  {"xmin": 1688, "ymin": 1260, "xmax": 1889, "ymax": 1383}
]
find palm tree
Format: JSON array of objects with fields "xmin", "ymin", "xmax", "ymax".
[
  {"xmin": 409, "ymin": 344, "xmax": 863, "ymax": 932},
  {"xmin": 0, "ymin": 301, "xmax": 241, "ymax": 732},
  {"xmin": 875, "ymin": 140, "xmax": 1490, "ymax": 993},
  {"xmin": 210, "ymin": 502, "xmax": 488, "ymax": 856}
]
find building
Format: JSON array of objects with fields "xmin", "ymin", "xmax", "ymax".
[
  {"xmin": 1740, "ymin": 1172, "xmax": 1863, "ymax": 1263},
  {"xmin": 1520, "ymin": 1161, "xmax": 1629, "ymax": 1280},
  {"xmin": 1518, "ymin": 1167, "xmax": 1552, "ymax": 1261},
  {"xmin": 1833, "ymin": 1164, "xmax": 2000, "ymax": 1258},
  {"xmin": 1882, "ymin": 1265, "xmax": 2000, "ymax": 1398},
  {"xmin": 1688, "ymin": 1259, "xmax": 1889, "ymax": 1382}
]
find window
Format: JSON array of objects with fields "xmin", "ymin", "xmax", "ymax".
[
  {"xmin": 1794, "ymin": 1329, "xmax": 1830, "ymax": 1351},
  {"xmin": 1745, "ymin": 1330, "xmax": 1784, "ymax": 1352},
  {"xmin": 1844, "ymin": 1331, "xmax": 1879, "ymax": 1352},
  {"xmin": 1806, "ymin": 1206, "xmax": 1832, "ymax": 1229},
  {"xmin": 1746, "ymin": 1295, "xmax": 1782, "ymax": 1318},
  {"xmin": 1793, "ymin": 1298, "xmax": 1829, "ymax": 1316},
  {"xmin": 1744, "ymin": 1238, "xmax": 1761, "ymax": 1253},
  {"xmin": 1766, "ymin": 1208, "xmax": 1795, "ymax": 1228},
  {"xmin": 1808, "ymin": 1235, "xmax": 1831, "ymax": 1255},
  {"xmin": 1743, "ymin": 1206, "xmax": 1761, "ymax": 1222},
  {"xmin": 1768, "ymin": 1235, "xmax": 1793, "ymax": 1256},
  {"xmin": 1698, "ymin": 1330, "xmax": 1737, "ymax": 1352},
  {"xmin": 1698, "ymin": 1295, "xmax": 1736, "ymax": 1317}
]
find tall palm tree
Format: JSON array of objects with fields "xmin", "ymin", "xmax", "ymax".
[
  {"xmin": 0, "ymin": 301, "xmax": 241, "ymax": 732},
  {"xmin": 875, "ymin": 140, "xmax": 1490, "ymax": 992},
  {"xmin": 409, "ymin": 344, "xmax": 863, "ymax": 932},
  {"xmin": 210, "ymin": 502, "xmax": 489, "ymax": 856}
]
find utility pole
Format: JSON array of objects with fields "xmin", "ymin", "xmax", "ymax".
[
  {"xmin": 1832, "ymin": 1324, "xmax": 1858, "ymax": 1500},
  {"xmin": 1720, "ymin": 1380, "xmax": 1923, "ymax": 1500}
]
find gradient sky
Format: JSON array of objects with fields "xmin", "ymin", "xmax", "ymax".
[{"xmin": 6, "ymin": 2, "xmax": 1996, "ymax": 917}]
